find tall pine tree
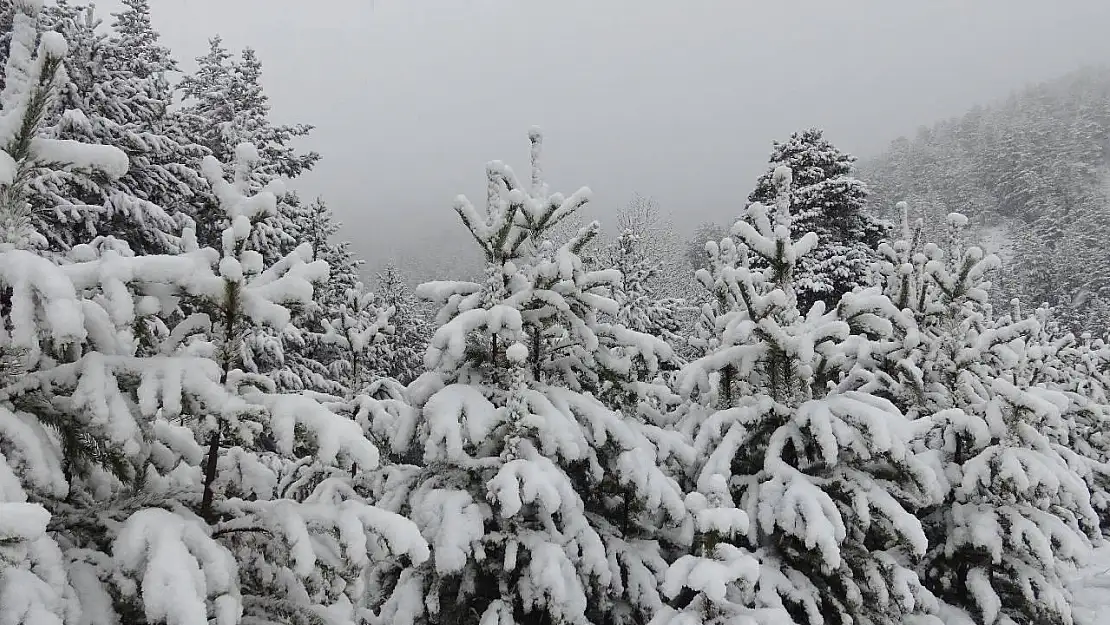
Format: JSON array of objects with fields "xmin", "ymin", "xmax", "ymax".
[
  {"xmin": 747, "ymin": 128, "xmax": 887, "ymax": 313},
  {"xmin": 667, "ymin": 166, "xmax": 940, "ymax": 625},
  {"xmin": 368, "ymin": 128, "xmax": 688, "ymax": 625}
]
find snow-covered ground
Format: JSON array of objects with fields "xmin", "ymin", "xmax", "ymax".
[{"xmin": 1072, "ymin": 544, "xmax": 1110, "ymax": 625}]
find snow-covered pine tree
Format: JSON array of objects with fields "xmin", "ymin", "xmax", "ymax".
[
  {"xmin": 177, "ymin": 37, "xmax": 316, "ymax": 263},
  {"xmin": 610, "ymin": 194, "xmax": 699, "ymax": 309},
  {"xmin": 499, "ymin": 130, "xmax": 682, "ymax": 422},
  {"xmin": 178, "ymin": 38, "xmax": 318, "ymax": 184},
  {"xmin": 0, "ymin": 11, "xmax": 429, "ymax": 622},
  {"xmin": 1016, "ymin": 305, "xmax": 1110, "ymax": 530},
  {"xmin": 294, "ymin": 195, "xmax": 361, "ymax": 308},
  {"xmin": 274, "ymin": 194, "xmax": 370, "ymax": 396},
  {"xmin": 605, "ymin": 228, "xmax": 686, "ymax": 363},
  {"xmin": 666, "ymin": 166, "xmax": 940, "ymax": 625},
  {"xmin": 27, "ymin": 0, "xmax": 206, "ymax": 257},
  {"xmin": 108, "ymin": 0, "xmax": 172, "ymax": 86},
  {"xmin": 684, "ymin": 220, "xmax": 729, "ymax": 274},
  {"xmin": 747, "ymin": 128, "xmax": 888, "ymax": 313},
  {"xmin": 177, "ymin": 40, "xmax": 339, "ymax": 395},
  {"xmin": 367, "ymin": 128, "xmax": 688, "ymax": 625},
  {"xmin": 861, "ymin": 207, "xmax": 1102, "ymax": 624},
  {"xmin": 101, "ymin": 0, "xmax": 209, "ymax": 238},
  {"xmin": 0, "ymin": 6, "xmax": 118, "ymax": 621},
  {"xmin": 196, "ymin": 143, "xmax": 302, "ymax": 392},
  {"xmin": 374, "ymin": 263, "xmax": 431, "ymax": 385},
  {"xmin": 596, "ymin": 226, "xmax": 691, "ymax": 434},
  {"xmin": 177, "ymin": 148, "xmax": 427, "ymax": 624},
  {"xmin": 319, "ymin": 281, "xmax": 395, "ymax": 396}
]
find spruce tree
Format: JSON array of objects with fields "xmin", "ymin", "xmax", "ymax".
[
  {"xmin": 279, "ymin": 194, "xmax": 368, "ymax": 395},
  {"xmin": 177, "ymin": 40, "xmax": 336, "ymax": 395},
  {"xmin": 605, "ymin": 228, "xmax": 686, "ymax": 360},
  {"xmin": 320, "ymin": 281, "xmax": 395, "ymax": 396},
  {"xmin": 178, "ymin": 38, "xmax": 318, "ymax": 182},
  {"xmin": 369, "ymin": 128, "xmax": 687, "ymax": 625},
  {"xmin": 25, "ymin": 0, "xmax": 206, "ymax": 257},
  {"xmin": 0, "ymin": 12, "xmax": 428, "ymax": 622},
  {"xmin": 747, "ymin": 128, "xmax": 887, "ymax": 313},
  {"xmin": 863, "ymin": 207, "xmax": 1101, "ymax": 624},
  {"xmin": 668, "ymin": 166, "xmax": 940, "ymax": 625},
  {"xmin": 374, "ymin": 263, "xmax": 431, "ymax": 385}
]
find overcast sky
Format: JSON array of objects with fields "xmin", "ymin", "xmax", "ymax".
[{"xmin": 96, "ymin": 0, "xmax": 1110, "ymax": 274}]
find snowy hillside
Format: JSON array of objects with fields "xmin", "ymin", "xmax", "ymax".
[{"xmin": 861, "ymin": 67, "xmax": 1110, "ymax": 333}]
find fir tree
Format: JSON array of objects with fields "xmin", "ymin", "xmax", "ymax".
[
  {"xmin": 0, "ymin": 13, "xmax": 428, "ymax": 622},
  {"xmin": 612, "ymin": 193, "xmax": 698, "ymax": 306},
  {"xmin": 747, "ymin": 128, "xmax": 887, "ymax": 313},
  {"xmin": 374, "ymin": 263, "xmax": 430, "ymax": 385},
  {"xmin": 321, "ymin": 281, "xmax": 395, "ymax": 396},
  {"xmin": 278, "ymin": 194, "xmax": 367, "ymax": 395},
  {"xmin": 368, "ymin": 128, "xmax": 688, "ymax": 625},
  {"xmin": 684, "ymin": 220, "xmax": 728, "ymax": 274},
  {"xmin": 861, "ymin": 207, "xmax": 1101, "ymax": 624},
  {"xmin": 26, "ymin": 0, "xmax": 206, "ymax": 257},
  {"xmin": 668, "ymin": 166, "xmax": 940, "ymax": 625},
  {"xmin": 606, "ymin": 228, "xmax": 685, "ymax": 356},
  {"xmin": 178, "ymin": 38, "xmax": 319, "ymax": 181}
]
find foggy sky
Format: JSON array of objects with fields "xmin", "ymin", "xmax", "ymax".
[{"xmin": 99, "ymin": 0, "xmax": 1110, "ymax": 274}]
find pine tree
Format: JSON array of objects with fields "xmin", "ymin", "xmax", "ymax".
[
  {"xmin": 177, "ymin": 40, "xmax": 337, "ymax": 396},
  {"xmin": 24, "ymin": 1, "xmax": 206, "ymax": 257},
  {"xmin": 374, "ymin": 263, "xmax": 430, "ymax": 385},
  {"xmin": 858, "ymin": 205, "xmax": 1102, "ymax": 624},
  {"xmin": 277, "ymin": 194, "xmax": 368, "ymax": 395},
  {"xmin": 178, "ymin": 38, "xmax": 318, "ymax": 181},
  {"xmin": 747, "ymin": 128, "xmax": 887, "ymax": 313},
  {"xmin": 369, "ymin": 128, "xmax": 688, "ymax": 625},
  {"xmin": 667, "ymin": 166, "xmax": 940, "ymax": 625},
  {"xmin": 861, "ymin": 69, "xmax": 1110, "ymax": 333},
  {"xmin": 0, "ymin": 12, "xmax": 429, "ymax": 622},
  {"xmin": 295, "ymin": 195, "xmax": 361, "ymax": 306},
  {"xmin": 684, "ymin": 220, "xmax": 728, "ymax": 274},
  {"xmin": 103, "ymin": 0, "xmax": 208, "ymax": 226},
  {"xmin": 321, "ymin": 281, "xmax": 395, "ymax": 395},
  {"xmin": 612, "ymin": 193, "xmax": 698, "ymax": 307},
  {"xmin": 108, "ymin": 0, "xmax": 172, "ymax": 84},
  {"xmin": 606, "ymin": 228, "xmax": 686, "ymax": 357}
]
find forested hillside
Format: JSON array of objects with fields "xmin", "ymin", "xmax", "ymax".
[
  {"xmin": 861, "ymin": 67, "xmax": 1110, "ymax": 332},
  {"xmin": 3, "ymin": 2, "xmax": 1110, "ymax": 625}
]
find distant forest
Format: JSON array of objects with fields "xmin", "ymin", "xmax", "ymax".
[{"xmin": 860, "ymin": 67, "xmax": 1110, "ymax": 332}]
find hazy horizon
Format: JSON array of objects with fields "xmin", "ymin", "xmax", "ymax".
[{"xmin": 93, "ymin": 0, "xmax": 1110, "ymax": 275}]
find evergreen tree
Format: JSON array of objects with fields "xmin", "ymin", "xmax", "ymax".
[
  {"xmin": 103, "ymin": 0, "xmax": 208, "ymax": 224},
  {"xmin": 747, "ymin": 128, "xmax": 887, "ymax": 313},
  {"xmin": 666, "ymin": 166, "xmax": 940, "ymax": 625},
  {"xmin": 16, "ymin": 0, "xmax": 208, "ymax": 257},
  {"xmin": 0, "ymin": 12, "xmax": 428, "ymax": 622},
  {"xmin": 368, "ymin": 128, "xmax": 688, "ymax": 625},
  {"xmin": 178, "ymin": 38, "xmax": 318, "ymax": 181},
  {"xmin": 859, "ymin": 205, "xmax": 1101, "ymax": 624},
  {"xmin": 612, "ymin": 193, "xmax": 698, "ymax": 306},
  {"xmin": 861, "ymin": 68, "xmax": 1110, "ymax": 333},
  {"xmin": 108, "ymin": 0, "xmax": 172, "ymax": 84},
  {"xmin": 374, "ymin": 263, "xmax": 431, "ymax": 385},
  {"xmin": 605, "ymin": 228, "xmax": 685, "ymax": 359},
  {"xmin": 296, "ymin": 195, "xmax": 361, "ymax": 306},
  {"xmin": 278, "ymin": 194, "xmax": 368, "ymax": 395},
  {"xmin": 176, "ymin": 40, "xmax": 337, "ymax": 396},
  {"xmin": 684, "ymin": 220, "xmax": 728, "ymax": 274},
  {"xmin": 321, "ymin": 280, "xmax": 395, "ymax": 395}
]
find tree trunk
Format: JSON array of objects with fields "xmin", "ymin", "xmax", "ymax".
[{"xmin": 200, "ymin": 426, "xmax": 222, "ymax": 522}]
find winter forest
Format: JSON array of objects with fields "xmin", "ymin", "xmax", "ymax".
[{"xmin": 5, "ymin": 1, "xmax": 1110, "ymax": 625}]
